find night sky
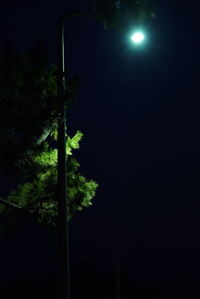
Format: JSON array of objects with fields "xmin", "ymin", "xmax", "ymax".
[{"xmin": 1, "ymin": 0, "xmax": 200, "ymax": 293}]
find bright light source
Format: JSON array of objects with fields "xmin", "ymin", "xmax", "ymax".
[{"xmin": 130, "ymin": 32, "xmax": 145, "ymax": 44}]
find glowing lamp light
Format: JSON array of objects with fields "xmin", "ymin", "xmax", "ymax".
[{"xmin": 130, "ymin": 32, "xmax": 145, "ymax": 44}]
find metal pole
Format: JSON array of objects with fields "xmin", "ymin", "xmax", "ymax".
[
  {"xmin": 56, "ymin": 12, "xmax": 102, "ymax": 299},
  {"xmin": 116, "ymin": 268, "xmax": 120, "ymax": 299},
  {"xmin": 57, "ymin": 17, "xmax": 70, "ymax": 299}
]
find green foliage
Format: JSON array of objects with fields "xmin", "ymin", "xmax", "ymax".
[
  {"xmin": 66, "ymin": 130, "xmax": 83, "ymax": 156},
  {"xmin": 5, "ymin": 135, "xmax": 98, "ymax": 226},
  {"xmin": 33, "ymin": 148, "xmax": 57, "ymax": 167},
  {"xmin": 0, "ymin": 40, "xmax": 98, "ymax": 228},
  {"xmin": 67, "ymin": 158, "xmax": 98, "ymax": 215}
]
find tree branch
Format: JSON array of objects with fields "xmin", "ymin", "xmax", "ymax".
[{"xmin": 0, "ymin": 197, "xmax": 23, "ymax": 210}]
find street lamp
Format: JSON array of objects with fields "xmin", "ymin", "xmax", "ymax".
[{"xmin": 56, "ymin": 12, "xmax": 147, "ymax": 299}]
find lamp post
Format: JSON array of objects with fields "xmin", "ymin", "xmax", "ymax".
[
  {"xmin": 57, "ymin": 14, "xmax": 69, "ymax": 299},
  {"xmin": 56, "ymin": 12, "xmax": 146, "ymax": 299},
  {"xmin": 57, "ymin": 12, "xmax": 97, "ymax": 299},
  {"xmin": 56, "ymin": 12, "xmax": 106, "ymax": 299}
]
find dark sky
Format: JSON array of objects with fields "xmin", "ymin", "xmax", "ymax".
[{"xmin": 1, "ymin": 0, "xmax": 200, "ymax": 288}]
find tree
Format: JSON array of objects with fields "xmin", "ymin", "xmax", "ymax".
[{"xmin": 0, "ymin": 39, "xmax": 98, "ymax": 231}]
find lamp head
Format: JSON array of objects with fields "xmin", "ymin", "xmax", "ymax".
[{"xmin": 130, "ymin": 31, "xmax": 145, "ymax": 44}]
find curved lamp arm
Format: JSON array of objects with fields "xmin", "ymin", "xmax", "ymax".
[
  {"xmin": 57, "ymin": 11, "xmax": 124, "ymax": 83},
  {"xmin": 57, "ymin": 12, "xmax": 102, "ymax": 82}
]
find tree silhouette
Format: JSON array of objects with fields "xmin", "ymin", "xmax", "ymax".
[{"xmin": 0, "ymin": 39, "xmax": 98, "ymax": 231}]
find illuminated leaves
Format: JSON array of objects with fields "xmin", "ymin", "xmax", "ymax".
[
  {"xmin": 66, "ymin": 130, "xmax": 83, "ymax": 156},
  {"xmin": 33, "ymin": 149, "xmax": 57, "ymax": 167},
  {"xmin": 1, "ymin": 130, "xmax": 98, "ymax": 227}
]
